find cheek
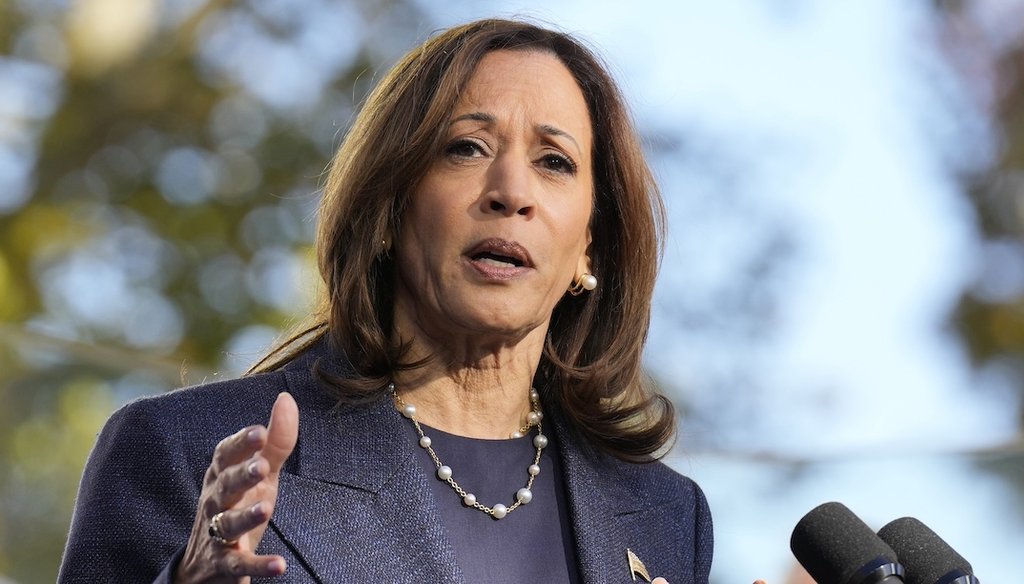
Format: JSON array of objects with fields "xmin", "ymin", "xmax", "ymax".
[
  {"xmin": 397, "ymin": 198, "xmax": 463, "ymax": 280},
  {"xmin": 405, "ymin": 177, "xmax": 469, "ymax": 238},
  {"xmin": 403, "ymin": 192, "xmax": 447, "ymax": 245},
  {"xmin": 549, "ymin": 220, "xmax": 591, "ymax": 278},
  {"xmin": 560, "ymin": 199, "xmax": 592, "ymax": 251}
]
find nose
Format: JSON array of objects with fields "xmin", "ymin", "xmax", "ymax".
[{"xmin": 480, "ymin": 152, "xmax": 536, "ymax": 218}]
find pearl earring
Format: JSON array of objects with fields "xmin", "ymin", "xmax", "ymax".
[{"xmin": 568, "ymin": 272, "xmax": 598, "ymax": 296}]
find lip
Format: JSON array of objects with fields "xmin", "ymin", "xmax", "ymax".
[{"xmin": 464, "ymin": 238, "xmax": 534, "ymax": 280}]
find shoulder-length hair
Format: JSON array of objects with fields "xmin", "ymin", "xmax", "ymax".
[{"xmin": 252, "ymin": 18, "xmax": 673, "ymax": 462}]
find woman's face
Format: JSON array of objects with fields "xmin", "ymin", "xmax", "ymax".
[{"xmin": 393, "ymin": 49, "xmax": 594, "ymax": 346}]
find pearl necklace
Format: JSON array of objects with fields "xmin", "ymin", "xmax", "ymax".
[{"xmin": 389, "ymin": 382, "xmax": 547, "ymax": 520}]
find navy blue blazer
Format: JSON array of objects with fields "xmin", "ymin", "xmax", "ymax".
[{"xmin": 59, "ymin": 343, "xmax": 713, "ymax": 583}]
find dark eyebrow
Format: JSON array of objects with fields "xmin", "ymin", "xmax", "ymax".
[
  {"xmin": 450, "ymin": 112, "xmax": 495, "ymax": 125},
  {"xmin": 449, "ymin": 112, "xmax": 581, "ymax": 154},
  {"xmin": 537, "ymin": 124, "xmax": 580, "ymax": 154}
]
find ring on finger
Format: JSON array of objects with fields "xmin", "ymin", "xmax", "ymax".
[{"xmin": 208, "ymin": 511, "xmax": 238, "ymax": 546}]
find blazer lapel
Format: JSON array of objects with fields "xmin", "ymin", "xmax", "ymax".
[
  {"xmin": 268, "ymin": 365, "xmax": 465, "ymax": 583},
  {"xmin": 554, "ymin": 415, "xmax": 692, "ymax": 584},
  {"xmin": 558, "ymin": 431, "xmax": 619, "ymax": 584}
]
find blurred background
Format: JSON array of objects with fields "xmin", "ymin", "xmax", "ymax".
[{"xmin": 1, "ymin": 0, "xmax": 1022, "ymax": 581}]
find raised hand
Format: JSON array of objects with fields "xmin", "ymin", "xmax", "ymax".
[{"xmin": 174, "ymin": 392, "xmax": 299, "ymax": 583}]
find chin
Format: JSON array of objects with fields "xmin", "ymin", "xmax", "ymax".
[{"xmin": 451, "ymin": 306, "xmax": 546, "ymax": 339}]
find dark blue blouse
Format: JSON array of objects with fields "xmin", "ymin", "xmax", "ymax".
[{"xmin": 404, "ymin": 420, "xmax": 582, "ymax": 584}]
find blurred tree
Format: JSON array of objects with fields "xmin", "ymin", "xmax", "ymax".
[
  {"xmin": 936, "ymin": 0, "xmax": 1024, "ymax": 511},
  {"xmin": 0, "ymin": 0, "xmax": 423, "ymax": 581},
  {"xmin": 937, "ymin": 1, "xmax": 1024, "ymax": 425}
]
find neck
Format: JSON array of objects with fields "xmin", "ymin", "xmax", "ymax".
[
  {"xmin": 389, "ymin": 299, "xmax": 551, "ymax": 438},
  {"xmin": 394, "ymin": 367, "xmax": 538, "ymax": 439}
]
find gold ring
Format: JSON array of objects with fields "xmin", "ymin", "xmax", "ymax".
[{"xmin": 207, "ymin": 511, "xmax": 237, "ymax": 546}]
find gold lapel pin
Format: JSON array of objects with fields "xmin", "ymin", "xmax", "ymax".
[{"xmin": 626, "ymin": 548, "xmax": 651, "ymax": 582}]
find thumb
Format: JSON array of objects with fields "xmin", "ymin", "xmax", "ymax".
[{"xmin": 264, "ymin": 391, "xmax": 298, "ymax": 473}]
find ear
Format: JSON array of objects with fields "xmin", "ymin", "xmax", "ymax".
[
  {"xmin": 575, "ymin": 228, "xmax": 593, "ymax": 277},
  {"xmin": 575, "ymin": 254, "xmax": 591, "ymax": 279}
]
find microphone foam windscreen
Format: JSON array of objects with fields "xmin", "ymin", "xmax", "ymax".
[
  {"xmin": 791, "ymin": 501, "xmax": 900, "ymax": 584},
  {"xmin": 877, "ymin": 517, "xmax": 973, "ymax": 584}
]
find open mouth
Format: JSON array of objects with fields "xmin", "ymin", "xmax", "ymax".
[
  {"xmin": 466, "ymin": 238, "xmax": 532, "ymax": 270},
  {"xmin": 471, "ymin": 251, "xmax": 524, "ymax": 268}
]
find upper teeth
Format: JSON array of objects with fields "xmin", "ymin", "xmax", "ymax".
[{"xmin": 479, "ymin": 257, "xmax": 515, "ymax": 268}]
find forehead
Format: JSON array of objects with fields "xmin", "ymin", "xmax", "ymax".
[{"xmin": 455, "ymin": 49, "xmax": 593, "ymax": 144}]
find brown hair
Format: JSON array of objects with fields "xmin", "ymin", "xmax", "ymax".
[{"xmin": 251, "ymin": 18, "xmax": 673, "ymax": 461}]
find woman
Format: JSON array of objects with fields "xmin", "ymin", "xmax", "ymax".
[{"xmin": 59, "ymin": 18, "xmax": 713, "ymax": 583}]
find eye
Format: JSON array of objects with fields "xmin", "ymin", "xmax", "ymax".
[
  {"xmin": 538, "ymin": 152, "xmax": 578, "ymax": 175},
  {"xmin": 444, "ymin": 139, "xmax": 486, "ymax": 159}
]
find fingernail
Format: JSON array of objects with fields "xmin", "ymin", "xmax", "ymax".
[
  {"xmin": 247, "ymin": 460, "xmax": 260, "ymax": 477},
  {"xmin": 269, "ymin": 558, "xmax": 286, "ymax": 574},
  {"xmin": 250, "ymin": 502, "xmax": 263, "ymax": 517},
  {"xmin": 246, "ymin": 428, "xmax": 261, "ymax": 443}
]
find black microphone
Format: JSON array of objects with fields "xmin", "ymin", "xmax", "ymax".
[
  {"xmin": 877, "ymin": 517, "xmax": 979, "ymax": 584},
  {"xmin": 791, "ymin": 501, "xmax": 906, "ymax": 584}
]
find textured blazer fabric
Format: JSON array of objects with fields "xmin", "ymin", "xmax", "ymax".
[{"xmin": 59, "ymin": 343, "xmax": 714, "ymax": 583}]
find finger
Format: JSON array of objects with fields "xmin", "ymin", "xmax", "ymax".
[
  {"xmin": 213, "ymin": 501, "xmax": 273, "ymax": 543},
  {"xmin": 210, "ymin": 425, "xmax": 267, "ymax": 477},
  {"xmin": 263, "ymin": 392, "xmax": 298, "ymax": 474},
  {"xmin": 652, "ymin": 579, "xmax": 669, "ymax": 584},
  {"xmin": 213, "ymin": 551, "xmax": 287, "ymax": 578},
  {"xmin": 209, "ymin": 455, "xmax": 270, "ymax": 511}
]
